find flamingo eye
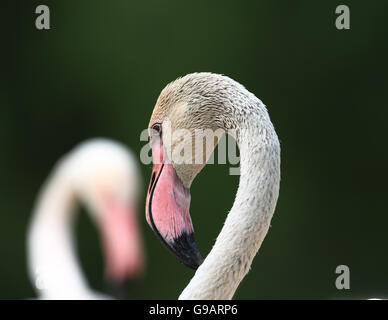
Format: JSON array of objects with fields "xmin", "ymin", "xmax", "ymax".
[
  {"xmin": 152, "ymin": 123, "xmax": 162, "ymax": 134},
  {"xmin": 150, "ymin": 123, "xmax": 162, "ymax": 140}
]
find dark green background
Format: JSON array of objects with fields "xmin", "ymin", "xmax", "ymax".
[{"xmin": 1, "ymin": 0, "xmax": 387, "ymax": 299}]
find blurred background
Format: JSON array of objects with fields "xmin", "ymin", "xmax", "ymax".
[{"xmin": 1, "ymin": 0, "xmax": 387, "ymax": 299}]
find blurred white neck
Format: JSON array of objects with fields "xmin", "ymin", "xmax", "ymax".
[{"xmin": 27, "ymin": 168, "xmax": 98, "ymax": 299}]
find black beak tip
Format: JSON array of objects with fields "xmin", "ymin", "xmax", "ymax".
[
  {"xmin": 182, "ymin": 252, "xmax": 204, "ymax": 270},
  {"xmin": 170, "ymin": 232, "xmax": 203, "ymax": 270},
  {"xmin": 105, "ymin": 278, "xmax": 132, "ymax": 300}
]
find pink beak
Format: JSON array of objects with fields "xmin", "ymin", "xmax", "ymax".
[
  {"xmin": 145, "ymin": 137, "xmax": 203, "ymax": 270},
  {"xmin": 99, "ymin": 200, "xmax": 145, "ymax": 283}
]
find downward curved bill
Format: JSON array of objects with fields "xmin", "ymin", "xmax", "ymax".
[{"xmin": 145, "ymin": 137, "xmax": 203, "ymax": 270}]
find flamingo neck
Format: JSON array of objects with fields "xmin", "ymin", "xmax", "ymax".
[
  {"xmin": 27, "ymin": 167, "xmax": 92, "ymax": 299},
  {"xmin": 179, "ymin": 103, "xmax": 281, "ymax": 299}
]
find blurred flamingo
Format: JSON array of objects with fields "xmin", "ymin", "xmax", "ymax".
[{"xmin": 27, "ymin": 139, "xmax": 145, "ymax": 299}]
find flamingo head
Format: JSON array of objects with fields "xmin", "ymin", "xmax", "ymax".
[{"xmin": 145, "ymin": 73, "xmax": 230, "ymax": 270}]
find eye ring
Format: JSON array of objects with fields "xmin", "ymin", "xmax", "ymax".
[
  {"xmin": 151, "ymin": 122, "xmax": 162, "ymax": 135},
  {"xmin": 149, "ymin": 122, "xmax": 162, "ymax": 143}
]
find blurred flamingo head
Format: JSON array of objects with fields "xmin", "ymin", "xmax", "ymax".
[{"xmin": 66, "ymin": 140, "xmax": 145, "ymax": 285}]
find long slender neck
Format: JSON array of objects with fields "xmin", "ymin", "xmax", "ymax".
[
  {"xmin": 27, "ymin": 167, "xmax": 91, "ymax": 299},
  {"xmin": 179, "ymin": 101, "xmax": 281, "ymax": 299}
]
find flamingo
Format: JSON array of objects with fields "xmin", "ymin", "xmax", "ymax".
[
  {"xmin": 145, "ymin": 73, "xmax": 280, "ymax": 299},
  {"xmin": 27, "ymin": 138, "xmax": 145, "ymax": 299}
]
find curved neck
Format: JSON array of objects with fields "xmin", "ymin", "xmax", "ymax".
[
  {"xmin": 27, "ymin": 168, "xmax": 91, "ymax": 299},
  {"xmin": 179, "ymin": 103, "xmax": 281, "ymax": 299}
]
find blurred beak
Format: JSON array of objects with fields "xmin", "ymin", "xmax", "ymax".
[
  {"xmin": 98, "ymin": 200, "xmax": 145, "ymax": 288},
  {"xmin": 105, "ymin": 278, "xmax": 133, "ymax": 300},
  {"xmin": 145, "ymin": 138, "xmax": 203, "ymax": 270}
]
